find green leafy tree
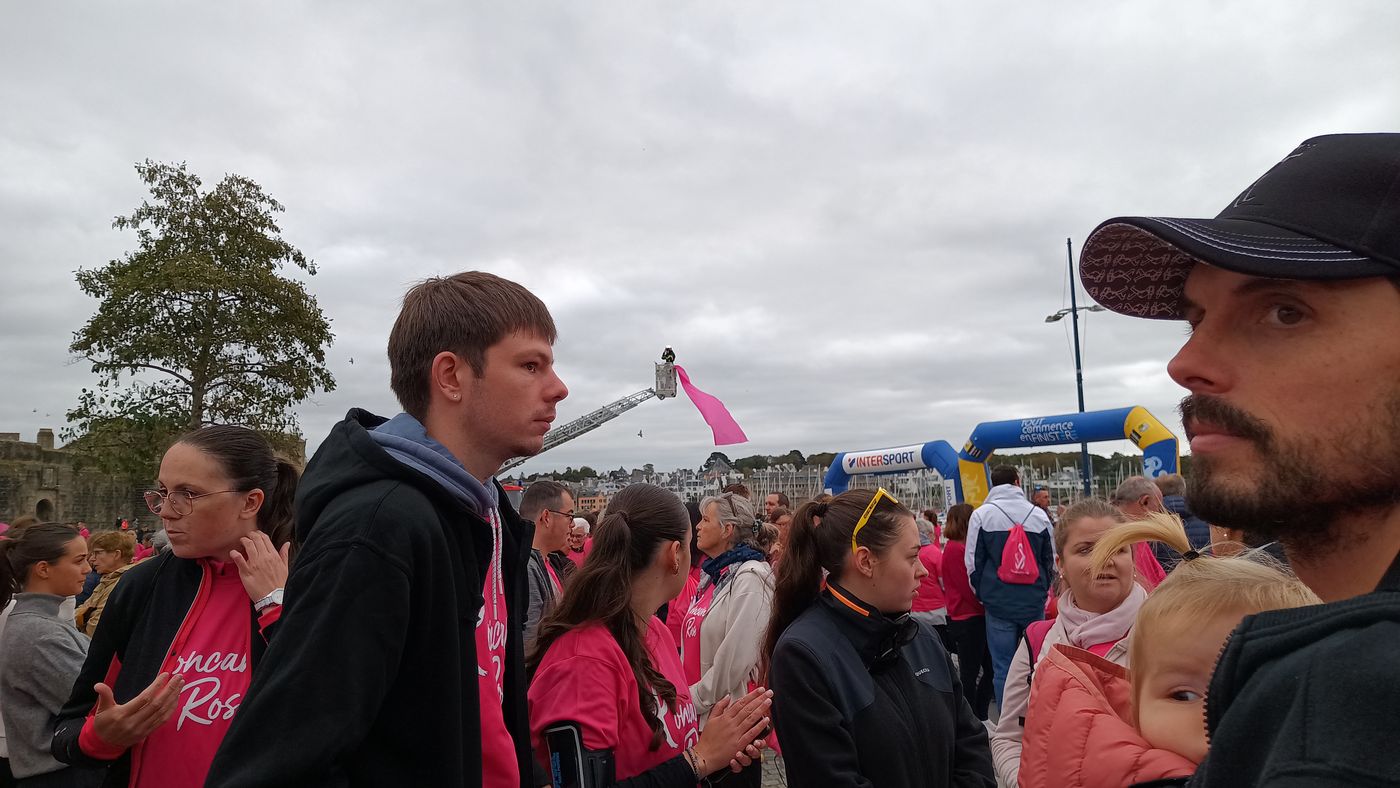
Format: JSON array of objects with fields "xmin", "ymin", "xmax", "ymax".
[{"xmin": 65, "ymin": 160, "xmax": 335, "ymax": 480}]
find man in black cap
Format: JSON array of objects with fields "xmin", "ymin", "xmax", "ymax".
[{"xmin": 1079, "ymin": 133, "xmax": 1400, "ymax": 787}]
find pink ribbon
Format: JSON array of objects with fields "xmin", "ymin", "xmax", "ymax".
[{"xmin": 674, "ymin": 365, "xmax": 748, "ymax": 446}]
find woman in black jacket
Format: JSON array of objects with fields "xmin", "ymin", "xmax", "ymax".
[
  {"xmin": 51, "ymin": 426, "xmax": 296, "ymax": 788},
  {"xmin": 764, "ymin": 489, "xmax": 995, "ymax": 788}
]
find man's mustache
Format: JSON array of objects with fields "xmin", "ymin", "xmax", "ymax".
[{"xmin": 1178, "ymin": 395, "xmax": 1272, "ymax": 444}]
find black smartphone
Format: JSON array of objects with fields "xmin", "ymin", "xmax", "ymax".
[{"xmin": 545, "ymin": 724, "xmax": 587, "ymax": 788}]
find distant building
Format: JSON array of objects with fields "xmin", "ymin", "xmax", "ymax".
[
  {"xmin": 0, "ymin": 429, "xmax": 145, "ymax": 525},
  {"xmin": 576, "ymin": 494, "xmax": 609, "ymax": 513}
]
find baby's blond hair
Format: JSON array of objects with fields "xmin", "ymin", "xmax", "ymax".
[{"xmin": 1089, "ymin": 512, "xmax": 1320, "ymax": 724}]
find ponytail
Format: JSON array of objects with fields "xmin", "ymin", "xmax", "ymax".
[
  {"xmin": 762, "ymin": 501, "xmax": 826, "ymax": 679},
  {"xmin": 1089, "ymin": 511, "xmax": 1192, "ymax": 577},
  {"xmin": 262, "ymin": 459, "xmax": 301, "ymax": 552},
  {"xmin": 528, "ymin": 483, "xmax": 688, "ymax": 751},
  {"xmin": 0, "ymin": 540, "xmax": 17, "ymax": 611}
]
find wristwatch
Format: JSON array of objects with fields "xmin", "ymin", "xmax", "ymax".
[{"xmin": 254, "ymin": 587, "xmax": 284, "ymax": 613}]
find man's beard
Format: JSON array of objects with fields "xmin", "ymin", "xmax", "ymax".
[{"xmin": 1181, "ymin": 393, "xmax": 1400, "ymax": 558}]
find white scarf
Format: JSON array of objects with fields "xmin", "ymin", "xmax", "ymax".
[{"xmin": 1056, "ymin": 583, "xmax": 1147, "ymax": 650}]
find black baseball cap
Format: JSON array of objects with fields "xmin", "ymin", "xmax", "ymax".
[{"xmin": 1079, "ymin": 133, "xmax": 1400, "ymax": 319}]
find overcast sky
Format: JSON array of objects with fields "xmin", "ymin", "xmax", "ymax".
[{"xmin": 3, "ymin": 1, "xmax": 1397, "ymax": 477}]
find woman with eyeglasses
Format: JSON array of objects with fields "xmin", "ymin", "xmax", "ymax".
[
  {"xmin": 764, "ymin": 489, "xmax": 995, "ymax": 788},
  {"xmin": 681, "ymin": 492, "xmax": 774, "ymax": 788},
  {"xmin": 74, "ymin": 530, "xmax": 136, "ymax": 637},
  {"xmin": 50, "ymin": 426, "xmax": 298, "ymax": 788}
]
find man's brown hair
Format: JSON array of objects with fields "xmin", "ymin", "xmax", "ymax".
[
  {"xmin": 388, "ymin": 272, "xmax": 557, "ymax": 420},
  {"xmin": 721, "ymin": 482, "xmax": 751, "ymax": 499}
]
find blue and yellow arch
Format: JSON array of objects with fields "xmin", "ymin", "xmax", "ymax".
[{"xmin": 956, "ymin": 406, "xmax": 1179, "ymax": 505}]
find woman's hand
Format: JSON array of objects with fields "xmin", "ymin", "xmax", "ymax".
[
  {"xmin": 91, "ymin": 672, "xmax": 185, "ymax": 749},
  {"xmin": 230, "ymin": 531, "xmax": 290, "ymax": 602},
  {"xmin": 691, "ymin": 687, "xmax": 773, "ymax": 776}
]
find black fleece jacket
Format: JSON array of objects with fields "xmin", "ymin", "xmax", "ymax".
[
  {"xmin": 205, "ymin": 409, "xmax": 535, "ymax": 788},
  {"xmin": 1184, "ymin": 555, "xmax": 1400, "ymax": 788},
  {"xmin": 51, "ymin": 554, "xmax": 276, "ymax": 787},
  {"xmin": 769, "ymin": 584, "xmax": 995, "ymax": 788}
]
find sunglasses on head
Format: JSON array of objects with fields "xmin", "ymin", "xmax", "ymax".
[{"xmin": 851, "ymin": 487, "xmax": 900, "ymax": 554}]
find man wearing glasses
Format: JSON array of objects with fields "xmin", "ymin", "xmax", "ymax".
[{"xmin": 518, "ymin": 480, "xmax": 576, "ymax": 647}]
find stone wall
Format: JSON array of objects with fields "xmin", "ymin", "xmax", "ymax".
[{"xmin": 0, "ymin": 431, "xmax": 147, "ymax": 526}]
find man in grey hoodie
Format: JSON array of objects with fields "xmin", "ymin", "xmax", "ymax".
[{"xmin": 208, "ymin": 272, "xmax": 568, "ymax": 788}]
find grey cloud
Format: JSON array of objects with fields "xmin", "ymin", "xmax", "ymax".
[{"xmin": 2, "ymin": 1, "xmax": 1397, "ymax": 479}]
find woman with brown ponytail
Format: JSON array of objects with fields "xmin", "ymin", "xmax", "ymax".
[
  {"xmin": 528, "ymin": 484, "xmax": 771, "ymax": 787},
  {"xmin": 51, "ymin": 426, "xmax": 299, "ymax": 788},
  {"xmin": 0, "ymin": 523, "xmax": 104, "ymax": 787},
  {"xmin": 765, "ymin": 489, "xmax": 995, "ymax": 788}
]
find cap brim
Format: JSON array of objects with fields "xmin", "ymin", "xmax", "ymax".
[{"xmin": 1079, "ymin": 217, "xmax": 1393, "ymax": 319}]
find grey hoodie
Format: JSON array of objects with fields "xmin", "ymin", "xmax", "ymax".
[{"xmin": 368, "ymin": 413, "xmax": 499, "ymax": 515}]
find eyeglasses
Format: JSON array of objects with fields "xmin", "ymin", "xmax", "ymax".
[
  {"xmin": 851, "ymin": 487, "xmax": 900, "ymax": 554},
  {"xmin": 143, "ymin": 489, "xmax": 245, "ymax": 516},
  {"xmin": 545, "ymin": 508, "xmax": 576, "ymax": 520}
]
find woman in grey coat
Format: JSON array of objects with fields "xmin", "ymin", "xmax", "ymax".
[{"xmin": 0, "ymin": 523, "xmax": 104, "ymax": 788}]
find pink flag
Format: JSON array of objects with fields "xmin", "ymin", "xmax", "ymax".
[{"xmin": 674, "ymin": 365, "xmax": 748, "ymax": 446}]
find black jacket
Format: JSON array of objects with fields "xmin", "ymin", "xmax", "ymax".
[
  {"xmin": 51, "ymin": 553, "xmax": 276, "ymax": 787},
  {"xmin": 205, "ymin": 409, "xmax": 535, "ymax": 787},
  {"xmin": 1186, "ymin": 555, "xmax": 1400, "ymax": 788},
  {"xmin": 769, "ymin": 584, "xmax": 995, "ymax": 788}
]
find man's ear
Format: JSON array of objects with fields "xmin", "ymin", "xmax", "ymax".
[{"xmin": 430, "ymin": 351, "xmax": 474, "ymax": 404}]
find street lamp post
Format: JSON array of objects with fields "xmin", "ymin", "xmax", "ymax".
[{"xmin": 1045, "ymin": 238, "xmax": 1106, "ymax": 498}]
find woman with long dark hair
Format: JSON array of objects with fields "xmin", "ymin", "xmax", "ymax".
[
  {"xmin": 528, "ymin": 484, "xmax": 771, "ymax": 786},
  {"xmin": 940, "ymin": 503, "xmax": 995, "ymax": 720},
  {"xmin": 0, "ymin": 523, "xmax": 104, "ymax": 787},
  {"xmin": 765, "ymin": 489, "xmax": 994, "ymax": 787},
  {"xmin": 51, "ymin": 426, "xmax": 298, "ymax": 788}
]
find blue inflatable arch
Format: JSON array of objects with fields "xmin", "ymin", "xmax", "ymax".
[
  {"xmin": 823, "ymin": 440, "xmax": 963, "ymax": 501},
  {"xmin": 956, "ymin": 406, "xmax": 1179, "ymax": 505}
]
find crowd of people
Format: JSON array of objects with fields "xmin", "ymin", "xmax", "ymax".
[{"xmin": 0, "ymin": 131, "xmax": 1398, "ymax": 787}]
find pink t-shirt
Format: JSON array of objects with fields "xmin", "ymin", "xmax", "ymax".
[
  {"xmin": 477, "ymin": 508, "xmax": 519, "ymax": 788},
  {"xmin": 666, "ymin": 567, "xmax": 702, "ymax": 655},
  {"xmin": 913, "ymin": 543, "xmax": 947, "ymax": 613},
  {"xmin": 940, "ymin": 541, "xmax": 985, "ymax": 621},
  {"xmin": 544, "ymin": 558, "xmax": 563, "ymax": 595},
  {"xmin": 567, "ymin": 538, "xmax": 593, "ymax": 568},
  {"xmin": 680, "ymin": 581, "xmax": 716, "ymax": 685},
  {"xmin": 134, "ymin": 560, "xmax": 252, "ymax": 788},
  {"xmin": 530, "ymin": 618, "xmax": 699, "ymax": 781},
  {"xmin": 1133, "ymin": 542, "xmax": 1167, "ymax": 591}
]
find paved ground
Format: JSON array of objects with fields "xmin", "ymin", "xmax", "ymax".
[{"xmin": 759, "ymin": 754, "xmax": 788, "ymax": 788}]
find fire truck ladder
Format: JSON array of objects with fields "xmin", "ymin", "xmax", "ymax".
[{"xmin": 498, "ymin": 360, "xmax": 678, "ymax": 473}]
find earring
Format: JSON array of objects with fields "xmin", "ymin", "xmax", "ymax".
[
  {"xmin": 672, "ymin": 561, "xmax": 680, "ymax": 574},
  {"xmin": 450, "ymin": 393, "xmax": 460, "ymax": 401}
]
